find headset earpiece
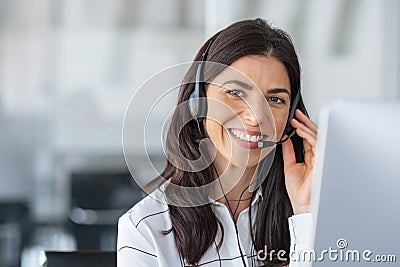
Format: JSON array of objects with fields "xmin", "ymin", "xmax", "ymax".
[
  {"xmin": 188, "ymin": 41, "xmax": 213, "ymax": 134},
  {"xmin": 188, "ymin": 59, "xmax": 207, "ymax": 118},
  {"xmin": 283, "ymin": 90, "xmax": 301, "ymax": 137}
]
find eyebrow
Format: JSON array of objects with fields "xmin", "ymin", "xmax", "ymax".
[
  {"xmin": 220, "ymin": 80, "xmax": 253, "ymax": 90},
  {"xmin": 220, "ymin": 80, "xmax": 290, "ymax": 96},
  {"xmin": 267, "ymin": 88, "xmax": 290, "ymax": 96}
]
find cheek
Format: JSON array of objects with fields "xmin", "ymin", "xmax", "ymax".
[
  {"xmin": 204, "ymin": 117, "xmax": 228, "ymax": 143},
  {"xmin": 272, "ymin": 109, "xmax": 290, "ymax": 137},
  {"xmin": 204, "ymin": 97, "xmax": 238, "ymax": 137},
  {"xmin": 204, "ymin": 119, "xmax": 220, "ymax": 137}
]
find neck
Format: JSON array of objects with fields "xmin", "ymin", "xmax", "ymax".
[{"xmin": 212, "ymin": 162, "xmax": 259, "ymax": 222}]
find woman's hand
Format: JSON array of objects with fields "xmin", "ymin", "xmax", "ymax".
[{"xmin": 282, "ymin": 109, "xmax": 318, "ymax": 214}]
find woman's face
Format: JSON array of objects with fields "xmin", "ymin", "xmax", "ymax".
[{"xmin": 205, "ymin": 55, "xmax": 291, "ymax": 169}]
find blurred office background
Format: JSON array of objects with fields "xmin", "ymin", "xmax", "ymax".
[{"xmin": 0, "ymin": 0, "xmax": 399, "ymax": 266}]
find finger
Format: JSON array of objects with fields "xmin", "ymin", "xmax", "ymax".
[
  {"xmin": 304, "ymin": 145, "xmax": 315, "ymax": 166},
  {"xmin": 295, "ymin": 109, "xmax": 318, "ymax": 133},
  {"xmin": 296, "ymin": 128, "xmax": 317, "ymax": 154},
  {"xmin": 302, "ymin": 134, "xmax": 312, "ymax": 152},
  {"xmin": 301, "ymin": 132, "xmax": 316, "ymax": 157},
  {"xmin": 301, "ymin": 130, "xmax": 315, "ymax": 165},
  {"xmin": 281, "ymin": 135, "xmax": 296, "ymax": 169},
  {"xmin": 291, "ymin": 118, "xmax": 317, "ymax": 139}
]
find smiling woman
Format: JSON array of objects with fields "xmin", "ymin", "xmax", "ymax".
[
  {"xmin": 206, "ymin": 56, "xmax": 291, "ymax": 165},
  {"xmin": 117, "ymin": 18, "xmax": 318, "ymax": 267}
]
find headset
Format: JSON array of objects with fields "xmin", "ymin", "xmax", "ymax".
[{"xmin": 188, "ymin": 41, "xmax": 301, "ymax": 148}]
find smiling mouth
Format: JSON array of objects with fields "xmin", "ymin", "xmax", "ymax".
[{"xmin": 228, "ymin": 128, "xmax": 267, "ymax": 143}]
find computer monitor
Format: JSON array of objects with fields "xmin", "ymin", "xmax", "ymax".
[{"xmin": 311, "ymin": 101, "xmax": 400, "ymax": 266}]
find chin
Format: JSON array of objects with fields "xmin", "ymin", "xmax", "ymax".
[{"xmin": 229, "ymin": 156, "xmax": 260, "ymax": 168}]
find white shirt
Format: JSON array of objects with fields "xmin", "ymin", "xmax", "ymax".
[{"xmin": 117, "ymin": 185, "xmax": 313, "ymax": 267}]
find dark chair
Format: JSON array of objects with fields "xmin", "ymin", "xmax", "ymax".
[
  {"xmin": 0, "ymin": 202, "xmax": 30, "ymax": 267},
  {"xmin": 41, "ymin": 251, "xmax": 116, "ymax": 267},
  {"xmin": 69, "ymin": 171, "xmax": 142, "ymax": 250}
]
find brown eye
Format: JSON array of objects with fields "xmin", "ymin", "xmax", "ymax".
[
  {"xmin": 268, "ymin": 96, "xmax": 286, "ymax": 104},
  {"xmin": 226, "ymin": 89, "xmax": 245, "ymax": 98}
]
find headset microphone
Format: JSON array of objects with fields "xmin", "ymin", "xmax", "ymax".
[
  {"xmin": 257, "ymin": 130, "xmax": 296, "ymax": 148},
  {"xmin": 258, "ymin": 140, "xmax": 280, "ymax": 148}
]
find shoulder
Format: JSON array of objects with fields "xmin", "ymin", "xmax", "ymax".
[
  {"xmin": 119, "ymin": 187, "xmax": 170, "ymax": 232},
  {"xmin": 117, "ymin": 188, "xmax": 171, "ymax": 265},
  {"xmin": 117, "ymin": 187, "xmax": 171, "ymax": 251}
]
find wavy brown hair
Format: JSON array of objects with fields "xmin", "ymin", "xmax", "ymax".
[{"xmin": 154, "ymin": 18, "xmax": 308, "ymax": 266}]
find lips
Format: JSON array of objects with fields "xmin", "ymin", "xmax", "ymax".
[{"xmin": 228, "ymin": 128, "xmax": 268, "ymax": 149}]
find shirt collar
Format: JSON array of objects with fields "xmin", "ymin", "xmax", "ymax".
[
  {"xmin": 210, "ymin": 185, "xmax": 264, "ymax": 207},
  {"xmin": 158, "ymin": 180, "xmax": 264, "ymax": 207}
]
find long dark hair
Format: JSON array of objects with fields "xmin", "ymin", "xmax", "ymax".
[{"xmin": 156, "ymin": 18, "xmax": 308, "ymax": 266}]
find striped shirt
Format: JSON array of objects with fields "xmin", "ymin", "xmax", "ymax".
[{"xmin": 117, "ymin": 184, "xmax": 312, "ymax": 267}]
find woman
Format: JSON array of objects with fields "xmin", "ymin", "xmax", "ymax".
[{"xmin": 118, "ymin": 18, "xmax": 318, "ymax": 267}]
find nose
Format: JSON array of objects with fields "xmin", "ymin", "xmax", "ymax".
[{"xmin": 241, "ymin": 98, "xmax": 273, "ymax": 128}]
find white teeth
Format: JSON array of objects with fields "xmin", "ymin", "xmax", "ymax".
[{"xmin": 230, "ymin": 129, "xmax": 263, "ymax": 143}]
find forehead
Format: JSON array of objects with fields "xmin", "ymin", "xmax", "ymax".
[{"xmin": 212, "ymin": 55, "xmax": 290, "ymax": 93}]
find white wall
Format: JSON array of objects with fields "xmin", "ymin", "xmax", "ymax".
[{"xmin": 204, "ymin": 0, "xmax": 400, "ymax": 121}]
